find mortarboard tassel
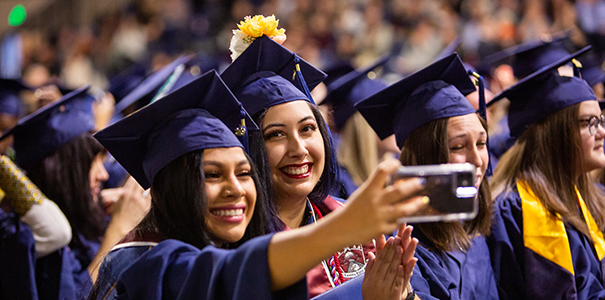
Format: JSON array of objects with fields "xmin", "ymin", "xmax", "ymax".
[
  {"xmin": 469, "ymin": 70, "xmax": 493, "ymax": 176},
  {"xmin": 292, "ymin": 55, "xmax": 316, "ymax": 105},
  {"xmin": 235, "ymin": 106, "xmax": 249, "ymax": 153}
]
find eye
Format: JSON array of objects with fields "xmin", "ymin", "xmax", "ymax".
[
  {"xmin": 237, "ymin": 169, "xmax": 252, "ymax": 177},
  {"xmin": 264, "ymin": 130, "xmax": 285, "ymax": 140},
  {"xmin": 301, "ymin": 124, "xmax": 317, "ymax": 133},
  {"xmin": 476, "ymin": 141, "xmax": 487, "ymax": 148},
  {"xmin": 204, "ymin": 171, "xmax": 221, "ymax": 179},
  {"xmin": 449, "ymin": 144, "xmax": 464, "ymax": 151}
]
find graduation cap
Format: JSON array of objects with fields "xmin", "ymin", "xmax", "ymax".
[
  {"xmin": 94, "ymin": 70, "xmax": 257, "ymax": 189},
  {"xmin": 113, "ymin": 55, "xmax": 191, "ymax": 115},
  {"xmin": 578, "ymin": 52, "xmax": 605, "ymax": 87},
  {"xmin": 0, "ymin": 86, "xmax": 95, "ymax": 170},
  {"xmin": 484, "ymin": 33, "xmax": 571, "ymax": 79},
  {"xmin": 322, "ymin": 62, "xmax": 355, "ymax": 87},
  {"xmin": 0, "ymin": 78, "xmax": 29, "ymax": 117},
  {"xmin": 488, "ymin": 46, "xmax": 595, "ymax": 139},
  {"xmin": 355, "ymin": 53, "xmax": 476, "ymax": 148},
  {"xmin": 221, "ymin": 35, "xmax": 327, "ymax": 116},
  {"xmin": 322, "ymin": 55, "xmax": 390, "ymax": 130},
  {"xmin": 108, "ymin": 62, "xmax": 148, "ymax": 102}
]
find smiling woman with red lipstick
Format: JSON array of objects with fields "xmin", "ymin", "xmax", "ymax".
[{"xmin": 92, "ymin": 70, "xmax": 427, "ymax": 300}]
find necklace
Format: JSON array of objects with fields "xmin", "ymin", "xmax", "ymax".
[{"xmin": 307, "ymin": 199, "xmax": 367, "ymax": 287}]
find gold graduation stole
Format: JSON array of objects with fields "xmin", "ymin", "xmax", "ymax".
[{"xmin": 519, "ymin": 181, "xmax": 605, "ymax": 276}]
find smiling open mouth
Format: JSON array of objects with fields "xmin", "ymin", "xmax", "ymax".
[
  {"xmin": 280, "ymin": 163, "xmax": 312, "ymax": 178},
  {"xmin": 211, "ymin": 209, "xmax": 244, "ymax": 217}
]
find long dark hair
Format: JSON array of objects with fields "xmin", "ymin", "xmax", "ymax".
[
  {"xmin": 132, "ymin": 149, "xmax": 278, "ymax": 249},
  {"xmin": 27, "ymin": 132, "xmax": 107, "ymax": 246},
  {"xmin": 249, "ymin": 102, "xmax": 338, "ymax": 211},
  {"xmin": 492, "ymin": 103, "xmax": 605, "ymax": 238},
  {"xmin": 399, "ymin": 115, "xmax": 492, "ymax": 252}
]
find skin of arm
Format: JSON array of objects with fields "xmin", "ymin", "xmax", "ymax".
[
  {"xmin": 87, "ymin": 177, "xmax": 151, "ymax": 281},
  {"xmin": 267, "ymin": 159, "xmax": 427, "ymax": 291}
]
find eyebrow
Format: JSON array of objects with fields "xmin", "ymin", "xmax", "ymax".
[
  {"xmin": 203, "ymin": 160, "xmax": 250, "ymax": 167},
  {"xmin": 262, "ymin": 115, "xmax": 315, "ymax": 131},
  {"xmin": 450, "ymin": 131, "xmax": 487, "ymax": 140}
]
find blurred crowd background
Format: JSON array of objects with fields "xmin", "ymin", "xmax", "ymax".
[{"xmin": 1, "ymin": 0, "xmax": 604, "ymax": 104}]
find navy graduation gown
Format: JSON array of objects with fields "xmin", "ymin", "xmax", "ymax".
[
  {"xmin": 487, "ymin": 189, "xmax": 605, "ymax": 299},
  {"xmin": 0, "ymin": 209, "xmax": 37, "ymax": 300},
  {"xmin": 114, "ymin": 234, "xmax": 307, "ymax": 299},
  {"xmin": 93, "ymin": 243, "xmax": 156, "ymax": 300},
  {"xmin": 410, "ymin": 229, "xmax": 498, "ymax": 300}
]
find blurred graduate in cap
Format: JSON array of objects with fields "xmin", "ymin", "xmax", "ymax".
[
  {"xmin": 578, "ymin": 51, "xmax": 605, "ymax": 101},
  {"xmin": 484, "ymin": 32, "xmax": 577, "ymax": 173},
  {"xmin": 103, "ymin": 53, "xmax": 219, "ymax": 190},
  {"xmin": 91, "ymin": 67, "xmax": 427, "ymax": 300},
  {"xmin": 356, "ymin": 53, "xmax": 497, "ymax": 300},
  {"xmin": 487, "ymin": 46, "xmax": 605, "ymax": 299},
  {"xmin": 0, "ymin": 87, "xmax": 149, "ymax": 298},
  {"xmin": 221, "ymin": 15, "xmax": 420, "ymax": 299},
  {"xmin": 320, "ymin": 55, "xmax": 397, "ymax": 198}
]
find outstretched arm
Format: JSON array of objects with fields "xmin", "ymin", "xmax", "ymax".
[{"xmin": 267, "ymin": 159, "xmax": 427, "ymax": 291}]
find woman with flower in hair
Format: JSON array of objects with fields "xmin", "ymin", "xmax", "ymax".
[
  {"xmin": 222, "ymin": 15, "xmax": 420, "ymax": 299},
  {"xmin": 92, "ymin": 68, "xmax": 426, "ymax": 299}
]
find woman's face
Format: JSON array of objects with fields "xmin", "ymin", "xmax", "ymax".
[
  {"xmin": 203, "ymin": 147, "xmax": 256, "ymax": 245},
  {"xmin": 579, "ymin": 101, "xmax": 605, "ymax": 172},
  {"xmin": 447, "ymin": 114, "xmax": 489, "ymax": 188},
  {"xmin": 89, "ymin": 153, "xmax": 109, "ymax": 203},
  {"xmin": 262, "ymin": 101, "xmax": 325, "ymax": 202}
]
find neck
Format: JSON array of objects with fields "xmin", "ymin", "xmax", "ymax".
[{"xmin": 276, "ymin": 195, "xmax": 308, "ymax": 229}]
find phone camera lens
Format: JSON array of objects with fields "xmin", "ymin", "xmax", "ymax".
[{"xmin": 462, "ymin": 179, "xmax": 469, "ymax": 186}]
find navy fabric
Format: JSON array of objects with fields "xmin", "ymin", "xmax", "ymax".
[
  {"xmin": 579, "ymin": 53, "xmax": 605, "ymax": 87},
  {"xmin": 410, "ymin": 229, "xmax": 498, "ymax": 300},
  {"xmin": 322, "ymin": 55, "xmax": 389, "ymax": 130},
  {"xmin": 0, "ymin": 209, "xmax": 37, "ymax": 300},
  {"xmin": 114, "ymin": 235, "xmax": 307, "ymax": 299},
  {"xmin": 95, "ymin": 70, "xmax": 254, "ymax": 189},
  {"xmin": 221, "ymin": 35, "xmax": 327, "ymax": 116},
  {"xmin": 486, "ymin": 189, "xmax": 605, "ymax": 299},
  {"xmin": 102, "ymin": 154, "xmax": 129, "ymax": 189},
  {"xmin": 489, "ymin": 46, "xmax": 596, "ymax": 139},
  {"xmin": 355, "ymin": 53, "xmax": 476, "ymax": 148},
  {"xmin": 94, "ymin": 245, "xmax": 154, "ymax": 300},
  {"xmin": 0, "ymin": 86, "xmax": 94, "ymax": 170},
  {"xmin": 310, "ymin": 275, "xmax": 363, "ymax": 300},
  {"xmin": 488, "ymin": 118, "xmax": 515, "ymax": 171},
  {"xmin": 113, "ymin": 55, "xmax": 190, "ymax": 115},
  {"xmin": 0, "ymin": 78, "xmax": 28, "ymax": 117},
  {"xmin": 484, "ymin": 33, "xmax": 571, "ymax": 79}
]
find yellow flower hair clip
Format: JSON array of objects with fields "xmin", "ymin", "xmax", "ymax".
[{"xmin": 229, "ymin": 15, "xmax": 287, "ymax": 61}]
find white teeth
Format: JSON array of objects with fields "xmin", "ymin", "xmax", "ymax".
[
  {"xmin": 212, "ymin": 209, "xmax": 244, "ymax": 217},
  {"xmin": 282, "ymin": 164, "xmax": 309, "ymax": 175}
]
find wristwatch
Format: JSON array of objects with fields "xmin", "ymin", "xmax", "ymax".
[{"xmin": 403, "ymin": 284, "xmax": 415, "ymax": 300}]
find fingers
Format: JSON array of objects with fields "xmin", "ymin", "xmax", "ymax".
[
  {"xmin": 365, "ymin": 159, "xmax": 401, "ymax": 190},
  {"xmin": 400, "ymin": 225, "xmax": 413, "ymax": 255},
  {"xmin": 402, "ymin": 237, "xmax": 418, "ymax": 266},
  {"xmin": 383, "ymin": 196, "xmax": 428, "ymax": 224},
  {"xmin": 378, "ymin": 177, "xmax": 425, "ymax": 211},
  {"xmin": 376, "ymin": 234, "xmax": 387, "ymax": 255}
]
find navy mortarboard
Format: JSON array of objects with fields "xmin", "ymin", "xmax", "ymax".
[
  {"xmin": 113, "ymin": 55, "xmax": 191, "ymax": 115},
  {"xmin": 221, "ymin": 35, "xmax": 327, "ymax": 116},
  {"xmin": 94, "ymin": 70, "xmax": 256, "ymax": 189},
  {"xmin": 578, "ymin": 52, "xmax": 605, "ymax": 87},
  {"xmin": 322, "ymin": 62, "xmax": 355, "ymax": 87},
  {"xmin": 0, "ymin": 78, "xmax": 29, "ymax": 117},
  {"xmin": 484, "ymin": 32, "xmax": 572, "ymax": 79},
  {"xmin": 488, "ymin": 46, "xmax": 594, "ymax": 139},
  {"xmin": 322, "ymin": 55, "xmax": 390, "ymax": 131},
  {"xmin": 0, "ymin": 86, "xmax": 95, "ymax": 170},
  {"xmin": 355, "ymin": 53, "xmax": 476, "ymax": 148}
]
